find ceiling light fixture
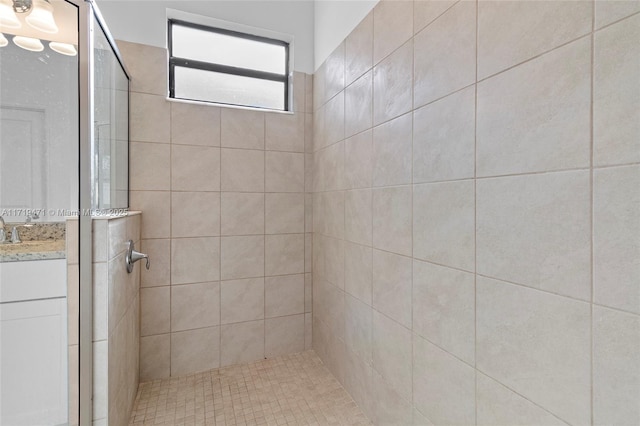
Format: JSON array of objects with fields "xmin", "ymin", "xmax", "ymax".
[
  {"xmin": 49, "ymin": 41, "xmax": 75, "ymax": 56},
  {"xmin": 0, "ymin": 0, "xmax": 21, "ymax": 28},
  {"xmin": 13, "ymin": 34, "xmax": 43, "ymax": 51},
  {"xmin": 25, "ymin": 0, "xmax": 57, "ymax": 33}
]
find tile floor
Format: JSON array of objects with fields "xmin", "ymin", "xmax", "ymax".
[{"xmin": 128, "ymin": 351, "xmax": 371, "ymax": 426}]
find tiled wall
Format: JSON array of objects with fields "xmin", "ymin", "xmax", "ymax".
[
  {"xmin": 312, "ymin": 1, "xmax": 639, "ymax": 425},
  {"xmin": 118, "ymin": 41, "xmax": 314, "ymax": 381},
  {"xmin": 92, "ymin": 213, "xmax": 141, "ymax": 426}
]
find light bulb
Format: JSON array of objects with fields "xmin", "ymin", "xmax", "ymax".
[
  {"xmin": 25, "ymin": 0, "xmax": 57, "ymax": 34},
  {"xmin": 0, "ymin": 0, "xmax": 21, "ymax": 29},
  {"xmin": 49, "ymin": 41, "xmax": 76, "ymax": 56},
  {"xmin": 13, "ymin": 35, "xmax": 43, "ymax": 52},
  {"xmin": 0, "ymin": 33, "xmax": 8, "ymax": 47}
]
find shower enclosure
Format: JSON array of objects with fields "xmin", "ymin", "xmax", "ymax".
[{"xmin": 0, "ymin": 0, "xmax": 128, "ymax": 424}]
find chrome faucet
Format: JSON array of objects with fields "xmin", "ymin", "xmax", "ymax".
[{"xmin": 10, "ymin": 226, "xmax": 20, "ymax": 244}]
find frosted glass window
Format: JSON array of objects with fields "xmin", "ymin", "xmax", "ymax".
[{"xmin": 169, "ymin": 19, "xmax": 289, "ymax": 111}]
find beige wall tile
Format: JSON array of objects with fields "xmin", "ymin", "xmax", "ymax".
[
  {"xmin": 414, "ymin": 180, "xmax": 475, "ymax": 271},
  {"xmin": 220, "ymin": 320, "xmax": 265, "ymax": 367},
  {"xmin": 477, "ymin": 171, "xmax": 591, "ymax": 300},
  {"xmin": 372, "ymin": 310, "xmax": 412, "ymax": 401},
  {"xmin": 305, "ymin": 233, "xmax": 312, "ymax": 273},
  {"xmin": 117, "ymin": 41, "xmax": 167, "ymax": 96},
  {"xmin": 372, "ymin": 112, "xmax": 412, "ymax": 187},
  {"xmin": 130, "ymin": 142, "xmax": 171, "ymax": 190},
  {"xmin": 170, "ymin": 326, "xmax": 220, "ymax": 376},
  {"xmin": 344, "ymin": 348, "xmax": 374, "ymax": 420},
  {"xmin": 314, "ymin": 62, "xmax": 326, "ymax": 111},
  {"xmin": 171, "ymin": 237, "xmax": 220, "ymax": 284},
  {"xmin": 92, "ymin": 220, "xmax": 108, "ymax": 263},
  {"xmin": 265, "ymin": 112, "xmax": 305, "ymax": 152},
  {"xmin": 414, "ymin": 1, "xmax": 475, "ymax": 107},
  {"xmin": 594, "ymin": 165, "xmax": 640, "ymax": 314},
  {"xmin": 413, "ymin": 87, "xmax": 475, "ymax": 183},
  {"xmin": 220, "ymin": 192, "xmax": 264, "ymax": 236},
  {"xmin": 171, "ymin": 145, "xmax": 220, "ymax": 191},
  {"xmin": 593, "ymin": 306, "xmax": 640, "ymax": 425},
  {"xmin": 594, "ymin": 14, "xmax": 640, "ymax": 166},
  {"xmin": 344, "ymin": 130, "xmax": 373, "ymax": 190},
  {"xmin": 93, "ymin": 340, "xmax": 108, "ymax": 420},
  {"xmin": 140, "ymin": 286, "xmax": 170, "ymax": 336},
  {"xmin": 344, "ymin": 241, "xmax": 372, "ymax": 306},
  {"xmin": 171, "ymin": 192, "xmax": 220, "ymax": 238},
  {"xmin": 140, "ymin": 334, "xmax": 170, "ymax": 382},
  {"xmin": 346, "ymin": 11, "xmax": 373, "ymax": 85},
  {"xmin": 477, "ymin": 277, "xmax": 591, "ymax": 425},
  {"xmin": 345, "ymin": 189, "xmax": 372, "ymax": 246},
  {"xmin": 373, "ymin": 369, "xmax": 413, "ymax": 425},
  {"xmin": 595, "ymin": 0, "xmax": 640, "ymax": 28},
  {"xmin": 130, "ymin": 191, "xmax": 170, "ymax": 239},
  {"xmin": 324, "ymin": 42, "xmax": 345, "ymax": 102},
  {"xmin": 345, "ymin": 71, "xmax": 373, "ymax": 138},
  {"xmin": 265, "ymin": 193, "xmax": 305, "ymax": 234},
  {"xmin": 171, "ymin": 102, "xmax": 221, "ymax": 146},
  {"xmin": 130, "ymin": 93, "xmax": 170, "ymax": 143},
  {"xmin": 107, "ymin": 217, "xmax": 127, "ymax": 261},
  {"xmin": 266, "ymin": 152, "xmax": 305, "ymax": 192},
  {"xmin": 140, "ymin": 239, "xmax": 170, "ymax": 287},
  {"xmin": 220, "ymin": 148, "xmax": 264, "ymax": 192},
  {"xmin": 372, "ymin": 250, "xmax": 412, "ymax": 328},
  {"xmin": 478, "ymin": 1, "xmax": 591, "ymax": 79},
  {"xmin": 266, "ymin": 234, "xmax": 305, "ymax": 276},
  {"xmin": 305, "ymin": 114, "xmax": 314, "ymax": 154},
  {"xmin": 325, "ymin": 91, "xmax": 345, "ymax": 146},
  {"xmin": 324, "ymin": 235, "xmax": 345, "ymax": 290},
  {"xmin": 413, "ymin": 334, "xmax": 476, "ymax": 425},
  {"xmin": 372, "ymin": 186, "xmax": 412, "ymax": 256},
  {"xmin": 414, "ymin": 0, "xmax": 456, "ymax": 34},
  {"xmin": 265, "ymin": 274, "xmax": 305, "ymax": 318},
  {"xmin": 93, "ymin": 263, "xmax": 107, "ymax": 342},
  {"xmin": 413, "ymin": 260, "xmax": 475, "ymax": 364},
  {"xmin": 345, "ymin": 294, "xmax": 373, "ymax": 364},
  {"xmin": 304, "ymin": 312, "xmax": 313, "ymax": 350},
  {"xmin": 221, "ymin": 235, "xmax": 264, "ymax": 280},
  {"xmin": 220, "ymin": 278, "xmax": 264, "ymax": 324},
  {"xmin": 373, "ymin": 0, "xmax": 413, "ymax": 64},
  {"xmin": 171, "ymin": 282, "xmax": 220, "ymax": 332},
  {"xmin": 305, "ymin": 74, "xmax": 314, "ymax": 114},
  {"xmin": 304, "ymin": 273, "xmax": 312, "ymax": 312},
  {"xmin": 477, "ymin": 373, "xmax": 567, "ymax": 426},
  {"xmin": 265, "ymin": 314, "xmax": 305, "ymax": 357},
  {"xmin": 373, "ymin": 39, "xmax": 413, "ymax": 125},
  {"xmin": 477, "ymin": 38, "xmax": 591, "ymax": 177},
  {"xmin": 221, "ymin": 108, "xmax": 265, "ymax": 149}
]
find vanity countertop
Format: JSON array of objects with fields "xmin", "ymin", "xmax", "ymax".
[{"xmin": 0, "ymin": 239, "xmax": 66, "ymax": 262}]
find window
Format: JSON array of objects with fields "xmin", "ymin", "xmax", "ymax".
[{"xmin": 169, "ymin": 19, "xmax": 290, "ymax": 111}]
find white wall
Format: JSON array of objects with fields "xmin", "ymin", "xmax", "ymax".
[
  {"xmin": 96, "ymin": 0, "xmax": 316, "ymax": 73},
  {"xmin": 314, "ymin": 0, "xmax": 377, "ymax": 70}
]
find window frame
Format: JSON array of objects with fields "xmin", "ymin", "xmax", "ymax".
[{"xmin": 168, "ymin": 18, "xmax": 290, "ymax": 111}]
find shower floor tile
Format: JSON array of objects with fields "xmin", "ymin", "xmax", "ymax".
[{"xmin": 129, "ymin": 350, "xmax": 371, "ymax": 426}]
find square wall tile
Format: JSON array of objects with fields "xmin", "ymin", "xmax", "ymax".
[
  {"xmin": 221, "ymin": 108, "xmax": 264, "ymax": 149},
  {"xmin": 344, "ymin": 241, "xmax": 372, "ymax": 306},
  {"xmin": 265, "ymin": 193, "xmax": 305, "ymax": 234},
  {"xmin": 171, "ymin": 145, "xmax": 220, "ymax": 191},
  {"xmin": 373, "ymin": 0, "xmax": 413, "ymax": 64},
  {"xmin": 266, "ymin": 234, "xmax": 305, "ymax": 276},
  {"xmin": 477, "ymin": 276, "xmax": 591, "ymax": 425},
  {"xmin": 372, "ymin": 112, "xmax": 412, "ymax": 187},
  {"xmin": 220, "ymin": 148, "xmax": 264, "ymax": 192},
  {"xmin": 594, "ymin": 14, "xmax": 640, "ymax": 166},
  {"xmin": 117, "ymin": 41, "xmax": 167, "ymax": 96},
  {"xmin": 171, "ymin": 237, "xmax": 220, "ymax": 285},
  {"xmin": 221, "ymin": 278, "xmax": 264, "ymax": 324},
  {"xmin": 413, "ymin": 87, "xmax": 475, "ymax": 183},
  {"xmin": 372, "ymin": 250, "xmax": 412, "ymax": 329},
  {"xmin": 345, "ymin": 71, "xmax": 373, "ymax": 138},
  {"xmin": 372, "ymin": 310, "xmax": 412, "ymax": 401},
  {"xmin": 266, "ymin": 152, "xmax": 305, "ymax": 192},
  {"xmin": 594, "ymin": 165, "xmax": 640, "ymax": 314},
  {"xmin": 171, "ymin": 282, "xmax": 220, "ymax": 332},
  {"xmin": 478, "ymin": 0, "xmax": 591, "ymax": 79},
  {"xmin": 220, "ymin": 320, "xmax": 265, "ymax": 367},
  {"xmin": 345, "ymin": 189, "xmax": 372, "ymax": 246},
  {"xmin": 140, "ymin": 334, "xmax": 170, "ymax": 382},
  {"xmin": 170, "ymin": 326, "xmax": 220, "ymax": 376},
  {"xmin": 221, "ymin": 192, "xmax": 264, "ymax": 236},
  {"xmin": 171, "ymin": 102, "xmax": 221, "ymax": 146},
  {"xmin": 413, "ymin": 180, "xmax": 475, "ymax": 272},
  {"xmin": 372, "ymin": 186, "xmax": 412, "ymax": 256},
  {"xmin": 414, "ymin": 0, "xmax": 456, "ymax": 34},
  {"xmin": 477, "ymin": 171, "xmax": 591, "ymax": 300},
  {"xmin": 220, "ymin": 235, "xmax": 264, "ymax": 280},
  {"xmin": 130, "ymin": 142, "xmax": 170, "ymax": 190},
  {"xmin": 325, "ymin": 91, "xmax": 346, "ymax": 146},
  {"xmin": 373, "ymin": 39, "xmax": 413, "ymax": 125},
  {"xmin": 130, "ymin": 93, "xmax": 170, "ymax": 143},
  {"xmin": 265, "ymin": 274, "xmax": 305, "ymax": 318},
  {"xmin": 265, "ymin": 112, "xmax": 305, "ymax": 152},
  {"xmin": 477, "ymin": 38, "xmax": 591, "ymax": 177},
  {"xmin": 373, "ymin": 371, "xmax": 413, "ymax": 426},
  {"xmin": 171, "ymin": 191, "xmax": 220, "ymax": 238},
  {"xmin": 413, "ymin": 334, "xmax": 476, "ymax": 426},
  {"xmin": 324, "ymin": 42, "xmax": 345, "ymax": 101},
  {"xmin": 413, "ymin": 260, "xmax": 475, "ymax": 364},
  {"xmin": 130, "ymin": 191, "xmax": 170, "ymax": 239},
  {"xmin": 345, "ymin": 130, "xmax": 373, "ymax": 189},
  {"xmin": 414, "ymin": 1, "xmax": 476, "ymax": 108},
  {"xmin": 346, "ymin": 11, "xmax": 373, "ymax": 85},
  {"xmin": 140, "ymin": 286, "xmax": 170, "ymax": 336},
  {"xmin": 265, "ymin": 314, "xmax": 305, "ymax": 357}
]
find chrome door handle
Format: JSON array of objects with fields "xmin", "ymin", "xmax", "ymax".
[{"xmin": 125, "ymin": 239, "xmax": 150, "ymax": 273}]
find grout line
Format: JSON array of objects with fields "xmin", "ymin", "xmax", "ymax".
[
  {"xmin": 590, "ymin": 3, "xmax": 596, "ymax": 424},
  {"xmin": 474, "ymin": 0, "xmax": 479, "ymax": 423}
]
